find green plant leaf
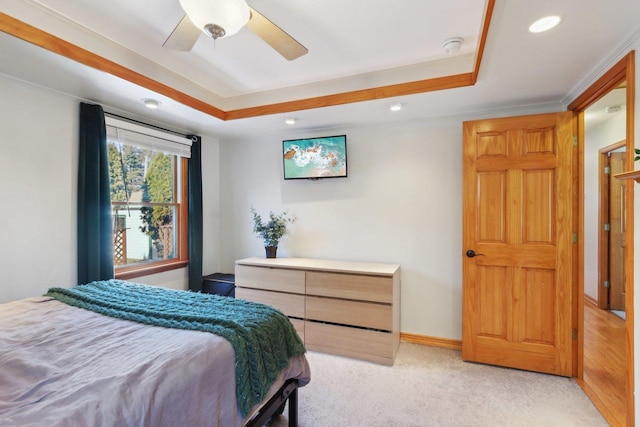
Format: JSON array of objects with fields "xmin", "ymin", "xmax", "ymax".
[{"xmin": 251, "ymin": 208, "xmax": 295, "ymax": 247}]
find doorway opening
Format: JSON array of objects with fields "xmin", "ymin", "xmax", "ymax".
[
  {"xmin": 569, "ymin": 52, "xmax": 635, "ymax": 426},
  {"xmin": 598, "ymin": 140, "xmax": 627, "ymax": 315}
]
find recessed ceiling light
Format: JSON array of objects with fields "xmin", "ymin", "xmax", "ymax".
[
  {"xmin": 142, "ymin": 98, "xmax": 161, "ymax": 109},
  {"xmin": 528, "ymin": 16, "xmax": 561, "ymax": 33},
  {"xmin": 389, "ymin": 103, "xmax": 402, "ymax": 112},
  {"xmin": 605, "ymin": 105, "xmax": 621, "ymax": 114},
  {"xmin": 285, "ymin": 118, "xmax": 297, "ymax": 125}
]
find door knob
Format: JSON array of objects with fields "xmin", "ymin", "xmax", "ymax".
[{"xmin": 466, "ymin": 249, "xmax": 485, "ymax": 258}]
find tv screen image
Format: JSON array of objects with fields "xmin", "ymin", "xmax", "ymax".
[{"xmin": 282, "ymin": 135, "xmax": 347, "ymax": 180}]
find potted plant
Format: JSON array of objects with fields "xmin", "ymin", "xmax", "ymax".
[{"xmin": 251, "ymin": 208, "xmax": 295, "ymax": 258}]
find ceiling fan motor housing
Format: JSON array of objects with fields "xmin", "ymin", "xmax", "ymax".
[
  {"xmin": 204, "ymin": 23, "xmax": 225, "ymax": 39},
  {"xmin": 179, "ymin": 0, "xmax": 250, "ymax": 39},
  {"xmin": 165, "ymin": 0, "xmax": 308, "ymax": 60}
]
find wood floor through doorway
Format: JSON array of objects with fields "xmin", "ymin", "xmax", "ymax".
[{"xmin": 582, "ymin": 300, "xmax": 626, "ymax": 426}]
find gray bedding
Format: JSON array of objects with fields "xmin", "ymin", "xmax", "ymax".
[{"xmin": 0, "ymin": 296, "xmax": 310, "ymax": 426}]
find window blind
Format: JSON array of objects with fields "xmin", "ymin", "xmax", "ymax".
[{"xmin": 105, "ymin": 116, "xmax": 192, "ymax": 158}]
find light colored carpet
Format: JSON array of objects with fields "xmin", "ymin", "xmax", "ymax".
[{"xmin": 269, "ymin": 343, "xmax": 607, "ymax": 427}]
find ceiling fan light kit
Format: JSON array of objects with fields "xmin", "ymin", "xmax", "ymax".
[
  {"xmin": 179, "ymin": 0, "xmax": 250, "ymax": 39},
  {"xmin": 165, "ymin": 0, "xmax": 308, "ymax": 60}
]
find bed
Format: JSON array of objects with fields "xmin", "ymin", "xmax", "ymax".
[{"xmin": 0, "ymin": 280, "xmax": 310, "ymax": 426}]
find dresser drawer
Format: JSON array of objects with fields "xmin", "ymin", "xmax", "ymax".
[
  {"xmin": 235, "ymin": 257, "xmax": 399, "ymax": 365},
  {"xmin": 306, "ymin": 271, "xmax": 392, "ymax": 303},
  {"xmin": 235, "ymin": 287, "xmax": 305, "ymax": 318},
  {"xmin": 306, "ymin": 296, "xmax": 392, "ymax": 331},
  {"xmin": 235, "ymin": 265, "xmax": 305, "ymax": 294},
  {"xmin": 305, "ymin": 321, "xmax": 393, "ymax": 365}
]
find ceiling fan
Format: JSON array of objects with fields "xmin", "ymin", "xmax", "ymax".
[{"xmin": 163, "ymin": 0, "xmax": 308, "ymax": 60}]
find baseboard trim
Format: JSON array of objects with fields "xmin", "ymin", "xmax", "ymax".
[
  {"xmin": 401, "ymin": 332, "xmax": 462, "ymax": 350},
  {"xmin": 576, "ymin": 378, "xmax": 619, "ymax": 426},
  {"xmin": 584, "ymin": 293, "xmax": 598, "ymax": 307}
]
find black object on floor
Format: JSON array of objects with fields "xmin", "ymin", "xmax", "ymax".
[{"xmin": 202, "ymin": 273, "xmax": 236, "ymax": 297}]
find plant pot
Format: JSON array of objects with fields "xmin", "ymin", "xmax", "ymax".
[{"xmin": 265, "ymin": 246, "xmax": 278, "ymax": 258}]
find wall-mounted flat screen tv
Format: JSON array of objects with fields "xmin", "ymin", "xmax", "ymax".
[{"xmin": 282, "ymin": 135, "xmax": 347, "ymax": 180}]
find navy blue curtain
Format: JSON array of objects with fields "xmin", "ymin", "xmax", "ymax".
[
  {"xmin": 188, "ymin": 135, "xmax": 203, "ymax": 291},
  {"xmin": 77, "ymin": 102, "xmax": 114, "ymax": 284}
]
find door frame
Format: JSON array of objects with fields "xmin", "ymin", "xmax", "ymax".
[
  {"xmin": 568, "ymin": 51, "xmax": 635, "ymax": 425},
  {"xmin": 598, "ymin": 141, "xmax": 627, "ymax": 310}
]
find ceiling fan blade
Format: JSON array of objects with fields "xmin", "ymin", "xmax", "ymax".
[
  {"xmin": 163, "ymin": 14, "xmax": 201, "ymax": 51},
  {"xmin": 246, "ymin": 6, "xmax": 308, "ymax": 61}
]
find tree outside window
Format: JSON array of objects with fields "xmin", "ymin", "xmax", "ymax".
[{"xmin": 107, "ymin": 140, "xmax": 185, "ymax": 275}]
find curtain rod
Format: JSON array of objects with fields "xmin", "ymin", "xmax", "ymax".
[{"xmin": 104, "ymin": 111, "xmax": 197, "ymax": 141}]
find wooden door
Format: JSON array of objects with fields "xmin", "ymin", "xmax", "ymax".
[
  {"xmin": 462, "ymin": 112, "xmax": 574, "ymax": 376},
  {"xmin": 609, "ymin": 152, "xmax": 626, "ymax": 311}
]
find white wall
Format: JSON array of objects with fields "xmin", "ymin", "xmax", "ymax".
[
  {"xmin": 201, "ymin": 135, "xmax": 222, "ymax": 276},
  {"xmin": 583, "ymin": 111, "xmax": 628, "ymax": 300},
  {"xmin": 0, "ymin": 75, "xmax": 221, "ymax": 302},
  {"xmin": 0, "ymin": 76, "xmax": 77, "ymax": 302},
  {"xmin": 221, "ymin": 116, "xmax": 532, "ymax": 339}
]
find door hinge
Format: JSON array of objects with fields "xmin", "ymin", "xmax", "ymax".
[
  {"xmin": 572, "ymin": 328, "xmax": 578, "ymax": 340},
  {"xmin": 604, "ymin": 166, "xmax": 611, "ymax": 174},
  {"xmin": 572, "ymin": 232, "xmax": 578, "ymax": 244},
  {"xmin": 604, "ymin": 223, "xmax": 611, "ymax": 231},
  {"xmin": 572, "ymin": 135, "xmax": 578, "ymax": 147},
  {"xmin": 604, "ymin": 280, "xmax": 610, "ymax": 289}
]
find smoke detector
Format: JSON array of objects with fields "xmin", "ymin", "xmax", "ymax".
[{"xmin": 443, "ymin": 37, "xmax": 464, "ymax": 54}]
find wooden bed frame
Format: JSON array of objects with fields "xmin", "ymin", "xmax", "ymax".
[{"xmin": 246, "ymin": 378, "xmax": 299, "ymax": 427}]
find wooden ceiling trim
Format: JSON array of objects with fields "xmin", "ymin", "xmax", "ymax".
[
  {"xmin": 471, "ymin": 0, "xmax": 495, "ymax": 83},
  {"xmin": 0, "ymin": 3, "xmax": 494, "ymax": 121},
  {"xmin": 0, "ymin": 12, "xmax": 226, "ymax": 120},
  {"xmin": 225, "ymin": 72, "xmax": 475, "ymax": 120}
]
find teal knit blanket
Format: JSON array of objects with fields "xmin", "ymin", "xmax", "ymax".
[{"xmin": 45, "ymin": 280, "xmax": 305, "ymax": 417}]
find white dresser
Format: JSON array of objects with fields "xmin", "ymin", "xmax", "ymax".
[{"xmin": 235, "ymin": 257, "xmax": 400, "ymax": 365}]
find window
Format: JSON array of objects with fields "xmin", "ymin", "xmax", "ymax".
[{"xmin": 105, "ymin": 116, "xmax": 191, "ymax": 279}]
